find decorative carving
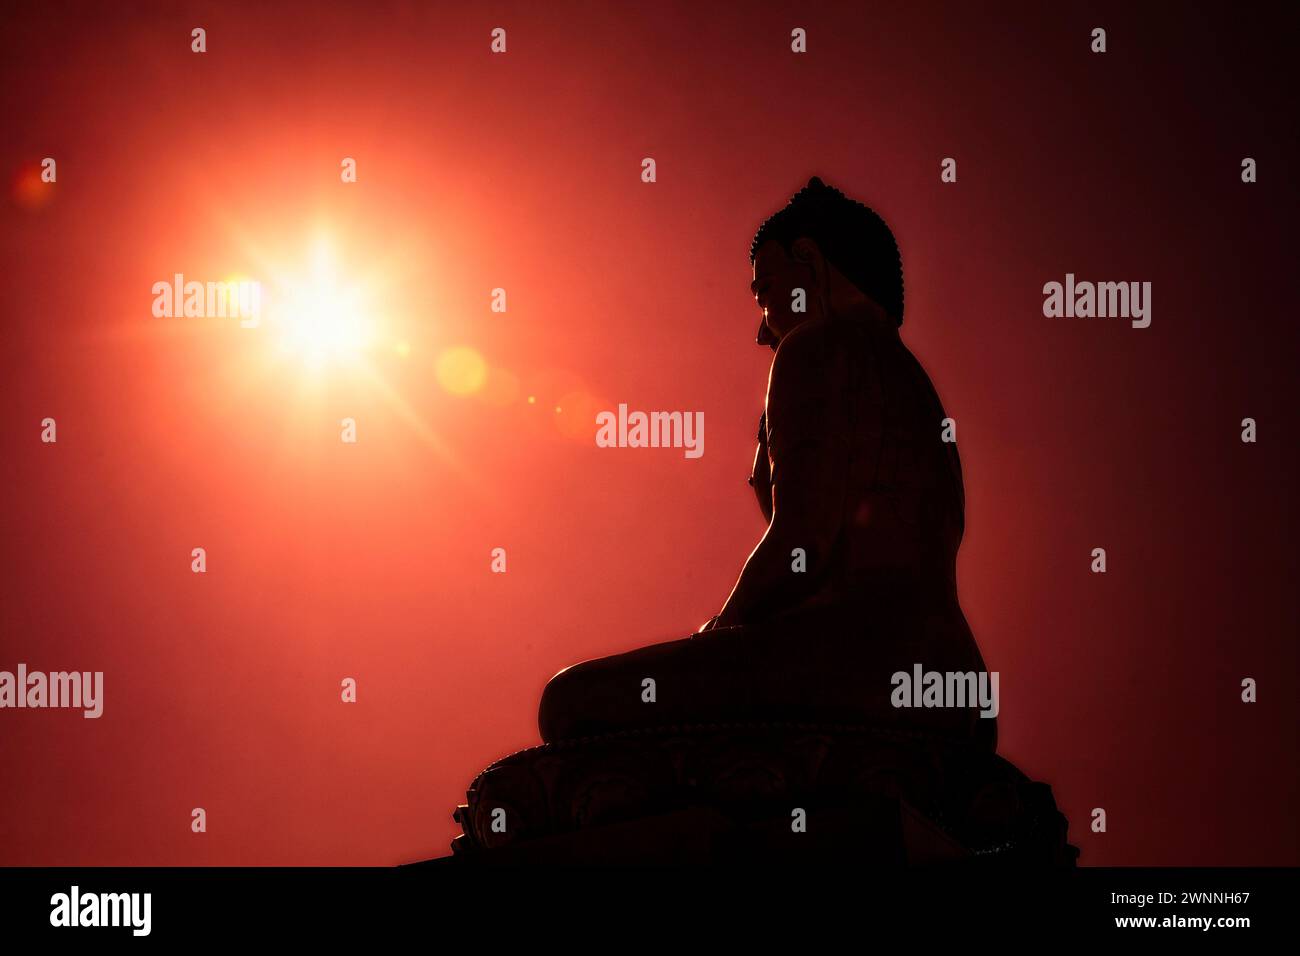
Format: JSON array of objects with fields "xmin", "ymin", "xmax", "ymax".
[{"xmin": 451, "ymin": 722, "xmax": 1077, "ymax": 865}]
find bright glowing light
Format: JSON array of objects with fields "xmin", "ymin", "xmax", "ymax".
[
  {"xmin": 265, "ymin": 237, "xmax": 377, "ymax": 368},
  {"xmin": 206, "ymin": 221, "xmax": 476, "ymax": 482}
]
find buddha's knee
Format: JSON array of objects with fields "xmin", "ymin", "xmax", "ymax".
[{"xmin": 537, "ymin": 664, "xmax": 585, "ymax": 743}]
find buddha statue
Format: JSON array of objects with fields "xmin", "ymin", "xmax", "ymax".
[
  {"xmin": 444, "ymin": 179, "xmax": 1075, "ymax": 864},
  {"xmin": 537, "ymin": 177, "xmax": 996, "ymax": 753}
]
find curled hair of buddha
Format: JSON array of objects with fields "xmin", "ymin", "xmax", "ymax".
[{"xmin": 750, "ymin": 176, "xmax": 904, "ymax": 326}]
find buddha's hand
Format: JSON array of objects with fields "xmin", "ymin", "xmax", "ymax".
[{"xmin": 696, "ymin": 614, "xmax": 721, "ymax": 634}]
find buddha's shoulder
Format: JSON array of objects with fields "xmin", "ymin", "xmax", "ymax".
[{"xmin": 772, "ymin": 319, "xmax": 879, "ymax": 374}]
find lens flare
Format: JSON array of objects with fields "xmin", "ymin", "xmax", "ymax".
[
  {"xmin": 436, "ymin": 346, "xmax": 487, "ymax": 395},
  {"xmin": 11, "ymin": 161, "xmax": 53, "ymax": 211}
]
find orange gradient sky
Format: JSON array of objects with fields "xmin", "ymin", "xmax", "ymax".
[{"xmin": 1, "ymin": 1, "xmax": 1297, "ymax": 865}]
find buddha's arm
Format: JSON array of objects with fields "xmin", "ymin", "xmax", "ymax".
[
  {"xmin": 748, "ymin": 412, "xmax": 773, "ymax": 524},
  {"xmin": 712, "ymin": 326, "xmax": 852, "ymax": 628}
]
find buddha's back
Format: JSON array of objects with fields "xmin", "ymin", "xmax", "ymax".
[
  {"xmin": 840, "ymin": 320, "xmax": 965, "ymax": 602},
  {"xmin": 760, "ymin": 319, "xmax": 989, "ymax": 712}
]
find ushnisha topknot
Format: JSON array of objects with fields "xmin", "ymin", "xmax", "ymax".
[{"xmin": 750, "ymin": 176, "xmax": 904, "ymax": 326}]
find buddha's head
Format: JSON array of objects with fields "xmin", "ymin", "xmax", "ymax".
[{"xmin": 749, "ymin": 177, "xmax": 903, "ymax": 349}]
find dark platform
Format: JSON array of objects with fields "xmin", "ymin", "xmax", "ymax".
[{"xmin": 443, "ymin": 722, "xmax": 1077, "ymax": 865}]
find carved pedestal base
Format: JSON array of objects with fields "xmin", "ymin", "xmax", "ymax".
[{"xmin": 449, "ymin": 723, "xmax": 1077, "ymax": 866}]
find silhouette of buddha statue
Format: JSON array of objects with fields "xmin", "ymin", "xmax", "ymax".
[{"xmin": 537, "ymin": 177, "xmax": 996, "ymax": 753}]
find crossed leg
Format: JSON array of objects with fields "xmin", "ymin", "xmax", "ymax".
[{"xmin": 537, "ymin": 601, "xmax": 996, "ymax": 750}]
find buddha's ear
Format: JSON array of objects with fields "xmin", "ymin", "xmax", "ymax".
[
  {"xmin": 790, "ymin": 237, "xmax": 831, "ymax": 302},
  {"xmin": 790, "ymin": 236, "xmax": 821, "ymax": 265}
]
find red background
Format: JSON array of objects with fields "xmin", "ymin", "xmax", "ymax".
[{"xmin": 1, "ymin": 0, "xmax": 1296, "ymax": 865}]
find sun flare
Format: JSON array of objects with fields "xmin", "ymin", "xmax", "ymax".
[{"xmin": 265, "ymin": 237, "xmax": 377, "ymax": 368}]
